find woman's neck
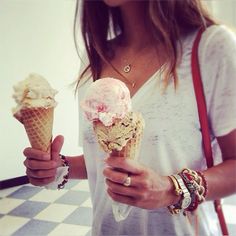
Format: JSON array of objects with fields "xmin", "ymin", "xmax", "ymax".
[{"xmin": 119, "ymin": 2, "xmax": 154, "ymax": 51}]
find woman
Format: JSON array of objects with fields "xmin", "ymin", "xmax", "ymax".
[{"xmin": 23, "ymin": 0, "xmax": 236, "ymax": 235}]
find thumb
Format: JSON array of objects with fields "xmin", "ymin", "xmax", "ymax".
[{"xmin": 51, "ymin": 135, "xmax": 64, "ymax": 161}]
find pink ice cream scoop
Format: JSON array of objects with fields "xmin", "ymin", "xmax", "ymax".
[{"xmin": 80, "ymin": 78, "xmax": 131, "ymax": 126}]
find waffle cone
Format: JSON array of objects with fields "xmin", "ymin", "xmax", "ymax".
[
  {"xmin": 93, "ymin": 112, "xmax": 144, "ymax": 159},
  {"xmin": 114, "ymin": 132, "xmax": 142, "ymax": 160},
  {"xmin": 19, "ymin": 107, "xmax": 54, "ymax": 152}
]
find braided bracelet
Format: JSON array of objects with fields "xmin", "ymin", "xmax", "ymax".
[
  {"xmin": 180, "ymin": 168, "xmax": 207, "ymax": 211},
  {"xmin": 182, "ymin": 168, "xmax": 206, "ymax": 203},
  {"xmin": 197, "ymin": 171, "xmax": 208, "ymax": 198},
  {"xmin": 57, "ymin": 154, "xmax": 70, "ymax": 189}
]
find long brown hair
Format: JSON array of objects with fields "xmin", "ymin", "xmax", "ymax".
[{"xmin": 74, "ymin": 0, "xmax": 216, "ymax": 89}]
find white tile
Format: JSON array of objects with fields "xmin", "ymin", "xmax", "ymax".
[
  {"xmin": 29, "ymin": 189, "xmax": 67, "ymax": 203},
  {"xmin": 48, "ymin": 223, "xmax": 91, "ymax": 236},
  {"xmin": 223, "ymin": 204, "xmax": 236, "ymax": 224},
  {"xmin": 0, "ymin": 215, "xmax": 29, "ymax": 235},
  {"xmin": 71, "ymin": 180, "xmax": 90, "ymax": 192},
  {"xmin": 0, "ymin": 186, "xmax": 22, "ymax": 198},
  {"xmin": 80, "ymin": 198, "xmax": 93, "ymax": 208},
  {"xmin": 0, "ymin": 198, "xmax": 25, "ymax": 214},
  {"xmin": 34, "ymin": 203, "xmax": 77, "ymax": 222}
]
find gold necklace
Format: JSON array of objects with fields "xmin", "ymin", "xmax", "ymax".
[
  {"xmin": 121, "ymin": 53, "xmax": 155, "ymax": 88},
  {"xmin": 122, "ymin": 44, "xmax": 151, "ymax": 74}
]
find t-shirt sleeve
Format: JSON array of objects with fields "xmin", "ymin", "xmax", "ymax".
[{"xmin": 199, "ymin": 25, "xmax": 236, "ymax": 137}]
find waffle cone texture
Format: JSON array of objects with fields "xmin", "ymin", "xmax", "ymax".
[
  {"xmin": 93, "ymin": 112, "xmax": 144, "ymax": 159},
  {"xmin": 18, "ymin": 107, "xmax": 54, "ymax": 152}
]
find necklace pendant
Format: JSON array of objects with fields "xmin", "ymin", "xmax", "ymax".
[
  {"xmin": 132, "ymin": 82, "xmax": 135, "ymax": 88},
  {"xmin": 123, "ymin": 64, "xmax": 131, "ymax": 73}
]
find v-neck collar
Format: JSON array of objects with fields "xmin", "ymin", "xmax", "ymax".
[{"xmin": 131, "ymin": 67, "xmax": 162, "ymax": 101}]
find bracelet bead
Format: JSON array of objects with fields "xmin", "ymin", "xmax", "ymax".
[{"xmin": 57, "ymin": 154, "xmax": 70, "ymax": 190}]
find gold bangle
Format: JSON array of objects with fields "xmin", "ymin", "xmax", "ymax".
[
  {"xmin": 167, "ymin": 175, "xmax": 183, "ymax": 214},
  {"xmin": 168, "ymin": 175, "xmax": 182, "ymax": 196}
]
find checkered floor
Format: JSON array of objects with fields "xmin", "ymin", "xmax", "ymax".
[
  {"xmin": 0, "ymin": 180, "xmax": 92, "ymax": 236},
  {"xmin": 1, "ymin": 180, "xmax": 236, "ymax": 236}
]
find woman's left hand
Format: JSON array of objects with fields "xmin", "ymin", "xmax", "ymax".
[{"xmin": 103, "ymin": 155, "xmax": 178, "ymax": 209}]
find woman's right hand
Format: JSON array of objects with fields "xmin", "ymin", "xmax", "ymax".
[{"xmin": 23, "ymin": 135, "xmax": 64, "ymax": 186}]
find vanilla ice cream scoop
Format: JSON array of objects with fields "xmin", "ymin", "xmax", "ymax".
[
  {"xmin": 80, "ymin": 78, "xmax": 131, "ymax": 126},
  {"xmin": 12, "ymin": 73, "xmax": 57, "ymax": 116}
]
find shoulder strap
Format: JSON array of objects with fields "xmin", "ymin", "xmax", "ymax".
[
  {"xmin": 191, "ymin": 28, "xmax": 229, "ymax": 236},
  {"xmin": 191, "ymin": 28, "xmax": 213, "ymax": 168}
]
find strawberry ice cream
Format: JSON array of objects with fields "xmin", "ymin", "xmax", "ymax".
[{"xmin": 80, "ymin": 78, "xmax": 131, "ymax": 126}]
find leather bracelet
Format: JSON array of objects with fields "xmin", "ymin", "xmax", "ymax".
[{"xmin": 57, "ymin": 154, "xmax": 70, "ymax": 189}]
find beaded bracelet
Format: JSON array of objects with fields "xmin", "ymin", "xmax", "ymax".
[{"xmin": 57, "ymin": 154, "xmax": 70, "ymax": 190}]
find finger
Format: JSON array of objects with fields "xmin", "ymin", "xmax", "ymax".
[
  {"xmin": 105, "ymin": 156, "xmax": 145, "ymax": 175},
  {"xmin": 24, "ymin": 159, "xmax": 58, "ymax": 170},
  {"xmin": 26, "ymin": 168, "xmax": 56, "ymax": 179},
  {"xmin": 23, "ymin": 148, "xmax": 51, "ymax": 161},
  {"xmin": 28, "ymin": 177, "xmax": 55, "ymax": 187},
  {"xmin": 51, "ymin": 135, "xmax": 64, "ymax": 161},
  {"xmin": 103, "ymin": 167, "xmax": 128, "ymax": 184},
  {"xmin": 107, "ymin": 188, "xmax": 137, "ymax": 207},
  {"xmin": 103, "ymin": 167, "xmax": 140, "ymax": 186},
  {"xmin": 105, "ymin": 178, "xmax": 142, "ymax": 199}
]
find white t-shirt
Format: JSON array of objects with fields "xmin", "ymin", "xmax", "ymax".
[{"xmin": 78, "ymin": 25, "xmax": 236, "ymax": 236}]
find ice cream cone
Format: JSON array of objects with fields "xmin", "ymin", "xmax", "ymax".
[
  {"xmin": 80, "ymin": 78, "xmax": 145, "ymax": 221},
  {"xmin": 20, "ymin": 107, "xmax": 54, "ymax": 152},
  {"xmin": 93, "ymin": 112, "xmax": 144, "ymax": 222}
]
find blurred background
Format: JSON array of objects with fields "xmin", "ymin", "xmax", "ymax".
[{"xmin": 0, "ymin": 0, "xmax": 236, "ymax": 235}]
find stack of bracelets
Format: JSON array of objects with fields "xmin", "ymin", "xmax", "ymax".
[{"xmin": 168, "ymin": 168, "xmax": 208, "ymax": 214}]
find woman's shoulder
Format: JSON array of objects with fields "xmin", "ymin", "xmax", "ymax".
[
  {"xmin": 200, "ymin": 24, "xmax": 236, "ymax": 51},
  {"xmin": 182, "ymin": 24, "xmax": 236, "ymax": 52},
  {"xmin": 197, "ymin": 24, "xmax": 236, "ymax": 69}
]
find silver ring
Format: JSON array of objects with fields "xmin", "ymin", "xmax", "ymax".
[{"xmin": 123, "ymin": 175, "xmax": 131, "ymax": 187}]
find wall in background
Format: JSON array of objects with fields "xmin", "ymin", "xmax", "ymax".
[{"xmin": 206, "ymin": 0, "xmax": 236, "ymax": 27}]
